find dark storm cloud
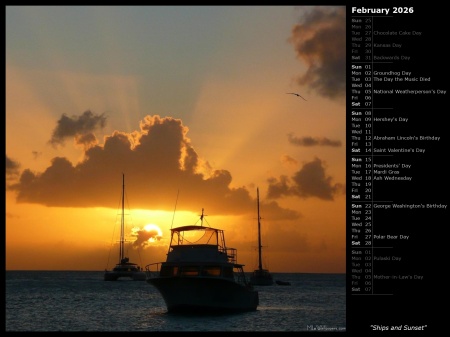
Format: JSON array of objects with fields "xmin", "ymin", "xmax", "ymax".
[
  {"xmin": 266, "ymin": 157, "xmax": 345, "ymax": 200},
  {"xmin": 288, "ymin": 133, "xmax": 342, "ymax": 147},
  {"xmin": 49, "ymin": 110, "xmax": 107, "ymax": 147},
  {"xmin": 289, "ymin": 6, "xmax": 346, "ymax": 101},
  {"xmin": 9, "ymin": 114, "xmax": 299, "ymax": 220}
]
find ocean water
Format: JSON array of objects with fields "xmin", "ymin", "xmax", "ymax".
[{"xmin": 5, "ymin": 271, "xmax": 345, "ymax": 332}]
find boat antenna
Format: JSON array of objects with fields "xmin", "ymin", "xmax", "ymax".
[
  {"xmin": 196, "ymin": 208, "xmax": 210, "ymax": 227},
  {"xmin": 170, "ymin": 189, "xmax": 179, "ymax": 229},
  {"xmin": 200, "ymin": 208, "xmax": 205, "ymax": 226}
]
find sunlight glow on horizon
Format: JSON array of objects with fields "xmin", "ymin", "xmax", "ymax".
[{"xmin": 6, "ymin": 6, "xmax": 346, "ymax": 273}]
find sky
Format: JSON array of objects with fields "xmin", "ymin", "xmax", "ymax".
[{"xmin": 5, "ymin": 6, "xmax": 346, "ymax": 273}]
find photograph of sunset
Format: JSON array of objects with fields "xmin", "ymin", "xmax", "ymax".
[
  {"xmin": 6, "ymin": 6, "xmax": 346, "ymax": 331},
  {"xmin": 6, "ymin": 6, "xmax": 345, "ymax": 274}
]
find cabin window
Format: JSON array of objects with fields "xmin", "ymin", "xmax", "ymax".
[
  {"xmin": 160, "ymin": 266, "xmax": 178, "ymax": 277},
  {"xmin": 201, "ymin": 266, "xmax": 221, "ymax": 276},
  {"xmin": 180, "ymin": 266, "xmax": 199, "ymax": 276}
]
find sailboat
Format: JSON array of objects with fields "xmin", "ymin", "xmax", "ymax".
[
  {"xmin": 104, "ymin": 174, "xmax": 146, "ymax": 281},
  {"xmin": 249, "ymin": 188, "xmax": 274, "ymax": 286}
]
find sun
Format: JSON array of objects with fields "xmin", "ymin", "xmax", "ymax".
[{"xmin": 144, "ymin": 224, "xmax": 163, "ymax": 242}]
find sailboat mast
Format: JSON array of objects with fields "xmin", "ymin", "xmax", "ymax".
[
  {"xmin": 119, "ymin": 173, "xmax": 125, "ymax": 263},
  {"xmin": 257, "ymin": 187, "xmax": 263, "ymax": 271}
]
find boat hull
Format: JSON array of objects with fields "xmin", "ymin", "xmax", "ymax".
[
  {"xmin": 104, "ymin": 271, "xmax": 146, "ymax": 281},
  {"xmin": 275, "ymin": 280, "xmax": 291, "ymax": 286},
  {"xmin": 147, "ymin": 277, "xmax": 259, "ymax": 313},
  {"xmin": 250, "ymin": 278, "xmax": 274, "ymax": 286},
  {"xmin": 250, "ymin": 269, "xmax": 274, "ymax": 286}
]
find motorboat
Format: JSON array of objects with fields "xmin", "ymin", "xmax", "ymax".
[{"xmin": 145, "ymin": 209, "xmax": 259, "ymax": 313}]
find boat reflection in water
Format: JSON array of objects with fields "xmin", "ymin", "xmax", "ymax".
[{"xmin": 145, "ymin": 209, "xmax": 259, "ymax": 313}]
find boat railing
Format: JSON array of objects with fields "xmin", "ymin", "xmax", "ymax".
[
  {"xmin": 234, "ymin": 266, "xmax": 251, "ymax": 287},
  {"xmin": 144, "ymin": 262, "xmax": 161, "ymax": 278},
  {"xmin": 224, "ymin": 247, "xmax": 237, "ymax": 264}
]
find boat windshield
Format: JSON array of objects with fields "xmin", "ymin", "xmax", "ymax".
[{"xmin": 171, "ymin": 226, "xmax": 220, "ymax": 246}]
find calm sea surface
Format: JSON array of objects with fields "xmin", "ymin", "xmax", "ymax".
[{"xmin": 5, "ymin": 271, "xmax": 345, "ymax": 332}]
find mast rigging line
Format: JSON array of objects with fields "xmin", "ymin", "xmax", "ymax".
[{"xmin": 171, "ymin": 189, "xmax": 180, "ymax": 229}]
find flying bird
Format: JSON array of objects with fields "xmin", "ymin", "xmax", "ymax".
[{"xmin": 286, "ymin": 92, "xmax": 307, "ymax": 101}]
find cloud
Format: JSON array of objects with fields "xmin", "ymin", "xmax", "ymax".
[
  {"xmin": 288, "ymin": 133, "xmax": 342, "ymax": 147},
  {"xmin": 49, "ymin": 110, "xmax": 107, "ymax": 147},
  {"xmin": 6, "ymin": 155, "xmax": 20, "ymax": 179},
  {"xmin": 132, "ymin": 227, "xmax": 162, "ymax": 248},
  {"xmin": 289, "ymin": 6, "xmax": 346, "ymax": 101},
  {"xmin": 32, "ymin": 151, "xmax": 43, "ymax": 160},
  {"xmin": 281, "ymin": 154, "xmax": 298, "ymax": 167},
  {"xmin": 75, "ymin": 133, "xmax": 99, "ymax": 150},
  {"xmin": 8, "ymin": 113, "xmax": 299, "ymax": 220},
  {"xmin": 266, "ymin": 157, "xmax": 345, "ymax": 200}
]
